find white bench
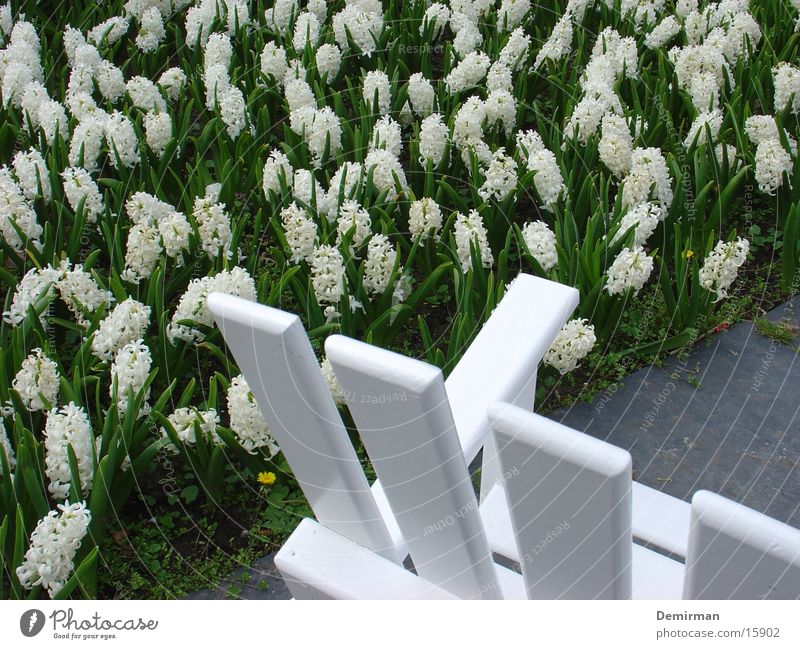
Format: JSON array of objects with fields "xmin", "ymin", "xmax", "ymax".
[{"xmin": 206, "ymin": 274, "xmax": 800, "ymax": 599}]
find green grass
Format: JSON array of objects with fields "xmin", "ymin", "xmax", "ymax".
[{"xmin": 755, "ymin": 317, "xmax": 799, "ymax": 348}]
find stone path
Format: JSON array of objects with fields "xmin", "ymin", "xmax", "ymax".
[
  {"xmin": 187, "ymin": 297, "xmax": 799, "ymax": 599},
  {"xmin": 551, "ymin": 297, "xmax": 799, "ymax": 530}
]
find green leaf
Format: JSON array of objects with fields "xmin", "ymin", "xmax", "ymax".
[
  {"xmin": 0, "ymin": 515, "xmax": 7, "ymax": 599},
  {"xmin": 53, "ymin": 547, "xmax": 99, "ymax": 600},
  {"xmin": 180, "ymin": 485, "xmax": 199, "ymax": 504},
  {"xmin": 11, "ymin": 505, "xmax": 26, "ymax": 598},
  {"xmin": 66, "ymin": 445, "xmax": 83, "ymax": 504}
]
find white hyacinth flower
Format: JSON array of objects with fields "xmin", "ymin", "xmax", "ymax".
[
  {"xmin": 304, "ymin": 107, "xmax": 342, "ymax": 166},
  {"xmin": 645, "ymin": 16, "xmax": 681, "ymax": 50},
  {"xmin": 418, "ymin": 113, "xmax": 449, "ymax": 167},
  {"xmin": 684, "ymin": 110, "xmax": 723, "ymax": 148},
  {"xmin": 192, "ymin": 192, "xmax": 234, "ymax": 260},
  {"xmin": 478, "ymin": 148, "xmax": 518, "ymax": 202},
  {"xmin": 158, "ymin": 67, "xmax": 186, "ymax": 101},
  {"xmin": 445, "ymin": 51, "xmax": 491, "ymax": 93},
  {"xmin": 700, "ymin": 238, "xmax": 749, "ymax": 301},
  {"xmin": 126, "ymin": 76, "xmax": 167, "ymax": 112},
  {"xmin": 454, "ymin": 210, "xmax": 493, "ymax": 272},
  {"xmin": 260, "ymin": 41, "xmax": 288, "ymax": 82},
  {"xmin": 327, "ymin": 162, "xmax": 364, "ymax": 214},
  {"xmin": 3, "ymin": 265, "xmax": 61, "ymax": 326},
  {"xmin": 55, "ymin": 261, "xmax": 114, "ymax": 327},
  {"xmin": 96, "ymin": 61, "xmax": 127, "ymax": 103},
  {"xmin": 611, "ymin": 202, "xmax": 663, "ymax": 247},
  {"xmin": 363, "ymin": 148, "xmax": 408, "ymax": 200},
  {"xmin": 16, "ymin": 501, "xmax": 91, "ymax": 598},
  {"xmin": 262, "ymin": 149, "xmax": 293, "ymax": 197},
  {"xmin": 44, "ymin": 403, "xmax": 95, "ymax": 500},
  {"xmin": 487, "ymin": 62, "xmax": 513, "ymax": 93},
  {"xmin": 292, "ymin": 11, "xmax": 320, "ymax": 52},
  {"xmin": 66, "ymin": 90, "xmax": 103, "ymax": 126},
  {"xmin": 61, "ymin": 167, "xmax": 104, "ymax": 223},
  {"xmin": 320, "ymin": 357, "xmax": 346, "ymax": 404},
  {"xmin": 453, "ymin": 97, "xmax": 491, "ymax": 166},
  {"xmin": 535, "ymin": 15, "xmax": 573, "ymax": 68},
  {"xmin": 161, "ymin": 407, "xmax": 220, "ymax": 451},
  {"xmin": 774, "ymin": 62, "xmax": 800, "ymax": 115},
  {"xmin": 219, "ymin": 85, "xmax": 247, "ymax": 139},
  {"xmin": 167, "ymin": 267, "xmax": 256, "ymax": 344},
  {"xmin": 421, "ymin": 3, "xmax": 450, "ymax": 39},
  {"xmin": 13, "ymin": 348, "xmax": 59, "ymax": 411},
  {"xmin": 110, "ymin": 339, "xmax": 152, "ymax": 418},
  {"xmin": 227, "ymin": 375, "xmax": 279, "ymax": 457},
  {"xmin": 36, "ymin": 100, "xmax": 69, "ymax": 146},
  {"xmin": 0, "ymin": 418, "xmax": 16, "ymax": 475},
  {"xmin": 121, "ymin": 222, "xmax": 162, "ymax": 284},
  {"xmin": 754, "ymin": 139, "xmax": 793, "ymax": 195},
  {"xmin": 135, "ymin": 6, "xmax": 165, "ymax": 53},
  {"xmin": 12, "ymin": 148, "xmax": 51, "ymax": 203},
  {"xmin": 744, "ymin": 115, "xmax": 781, "ymax": 145},
  {"xmin": 527, "ymin": 146, "xmax": 566, "ymax": 211},
  {"xmin": 605, "ymin": 246, "xmax": 654, "ymax": 296},
  {"xmin": 88, "ymin": 16, "xmax": 130, "ymax": 46},
  {"xmin": 621, "ymin": 147, "xmax": 673, "ymax": 209},
  {"xmin": 544, "ymin": 318, "xmax": 597, "ymax": 375},
  {"xmin": 485, "ymin": 88, "xmax": 517, "ymax": 136},
  {"xmin": 332, "ymin": 4, "xmax": 384, "ymax": 57},
  {"xmin": 521, "ymin": 220, "xmax": 558, "ymax": 271},
  {"xmin": 408, "ymin": 73, "xmax": 435, "ymax": 117},
  {"xmin": 292, "ymin": 168, "xmax": 328, "ymax": 214},
  {"xmin": 336, "ymin": 200, "xmax": 372, "ymax": 253},
  {"xmin": 263, "ymin": 0, "xmax": 299, "ymax": 32},
  {"xmin": 500, "ymin": 27, "xmax": 531, "ymax": 69},
  {"xmin": 408, "ymin": 197, "xmax": 443, "ymax": 242},
  {"xmin": 499, "ymin": 0, "xmax": 531, "ymax": 31},
  {"xmin": 599, "ymin": 113, "xmax": 633, "ymax": 178},
  {"xmin": 315, "ymin": 43, "xmax": 341, "ymax": 82},
  {"xmin": 452, "ymin": 20, "xmax": 482, "ymax": 56},
  {"xmin": 362, "ymin": 69, "xmax": 391, "ymax": 115},
  {"xmin": 0, "ymin": 166, "xmax": 42, "ymax": 250},
  {"xmin": 369, "ymin": 115, "xmax": 402, "ymax": 158},
  {"xmin": 310, "ymin": 244, "xmax": 346, "ymax": 305},
  {"xmin": 281, "ymin": 203, "xmax": 317, "ymax": 263},
  {"xmin": 92, "ymin": 298, "xmax": 152, "ymax": 362},
  {"xmin": 143, "ymin": 112, "xmax": 173, "ymax": 157},
  {"xmin": 362, "ymin": 233, "xmax": 398, "ymax": 295}
]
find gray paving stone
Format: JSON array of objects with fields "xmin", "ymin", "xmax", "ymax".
[{"xmin": 550, "ymin": 308, "xmax": 800, "ymax": 529}]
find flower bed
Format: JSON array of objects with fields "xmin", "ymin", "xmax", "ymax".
[{"xmin": 0, "ymin": 0, "xmax": 797, "ymax": 599}]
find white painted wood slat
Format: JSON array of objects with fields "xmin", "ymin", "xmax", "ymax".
[
  {"xmin": 276, "ymin": 519, "xmax": 457, "ymax": 600},
  {"xmin": 326, "ymin": 335, "xmax": 502, "ymax": 599},
  {"xmin": 489, "ymin": 402, "xmax": 634, "ymax": 599},
  {"xmin": 631, "ymin": 482, "xmax": 690, "ymax": 557},
  {"xmin": 683, "ymin": 490, "xmax": 800, "ymax": 599},
  {"xmin": 207, "ymin": 293, "xmax": 401, "ymax": 562}
]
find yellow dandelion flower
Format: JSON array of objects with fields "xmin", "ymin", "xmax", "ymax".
[{"xmin": 257, "ymin": 471, "xmax": 276, "ymax": 486}]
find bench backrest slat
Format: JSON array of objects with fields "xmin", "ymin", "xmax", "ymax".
[
  {"xmin": 207, "ymin": 293, "xmax": 398, "ymax": 561},
  {"xmin": 683, "ymin": 490, "xmax": 800, "ymax": 599},
  {"xmin": 489, "ymin": 402, "xmax": 633, "ymax": 599},
  {"xmin": 326, "ymin": 335, "xmax": 501, "ymax": 599}
]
